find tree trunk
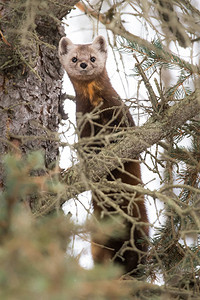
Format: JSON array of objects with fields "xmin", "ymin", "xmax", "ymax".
[{"xmin": 0, "ymin": 1, "xmax": 78, "ymax": 186}]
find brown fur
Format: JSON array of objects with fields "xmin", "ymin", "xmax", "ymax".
[{"xmin": 58, "ymin": 36, "xmax": 149, "ymax": 275}]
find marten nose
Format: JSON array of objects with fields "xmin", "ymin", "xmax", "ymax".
[{"xmin": 80, "ymin": 62, "xmax": 87, "ymax": 69}]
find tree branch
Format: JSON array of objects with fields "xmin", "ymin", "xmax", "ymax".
[
  {"xmin": 76, "ymin": 2, "xmax": 198, "ymax": 74},
  {"xmin": 37, "ymin": 90, "xmax": 200, "ymax": 215}
]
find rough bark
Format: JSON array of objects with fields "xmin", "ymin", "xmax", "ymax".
[{"xmin": 0, "ymin": 0, "xmax": 78, "ymax": 186}]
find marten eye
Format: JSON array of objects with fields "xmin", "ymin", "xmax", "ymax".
[
  {"xmin": 90, "ymin": 56, "xmax": 96, "ymax": 62},
  {"xmin": 72, "ymin": 57, "xmax": 77, "ymax": 63}
]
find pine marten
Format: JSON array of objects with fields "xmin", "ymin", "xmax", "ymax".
[{"xmin": 58, "ymin": 36, "xmax": 149, "ymax": 275}]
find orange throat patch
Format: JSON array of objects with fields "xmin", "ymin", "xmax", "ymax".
[{"xmin": 73, "ymin": 80, "xmax": 103, "ymax": 106}]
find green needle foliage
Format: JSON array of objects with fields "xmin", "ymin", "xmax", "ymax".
[{"xmin": 119, "ymin": 37, "xmax": 197, "ymax": 100}]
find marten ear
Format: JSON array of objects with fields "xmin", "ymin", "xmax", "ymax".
[
  {"xmin": 58, "ymin": 37, "xmax": 74, "ymax": 56},
  {"xmin": 92, "ymin": 36, "xmax": 107, "ymax": 53}
]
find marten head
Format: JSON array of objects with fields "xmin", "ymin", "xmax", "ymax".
[{"xmin": 58, "ymin": 36, "xmax": 107, "ymax": 81}]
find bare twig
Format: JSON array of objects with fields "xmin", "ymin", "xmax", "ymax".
[{"xmin": 134, "ymin": 55, "xmax": 158, "ymax": 112}]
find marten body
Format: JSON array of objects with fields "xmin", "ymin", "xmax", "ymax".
[{"xmin": 58, "ymin": 36, "xmax": 149, "ymax": 275}]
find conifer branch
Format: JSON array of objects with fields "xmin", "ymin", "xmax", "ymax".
[
  {"xmin": 37, "ymin": 89, "xmax": 200, "ymax": 214},
  {"xmin": 76, "ymin": 2, "xmax": 196, "ymax": 72}
]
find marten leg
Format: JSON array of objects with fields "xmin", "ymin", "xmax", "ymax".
[{"xmin": 91, "ymin": 213, "xmax": 148, "ymax": 274}]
